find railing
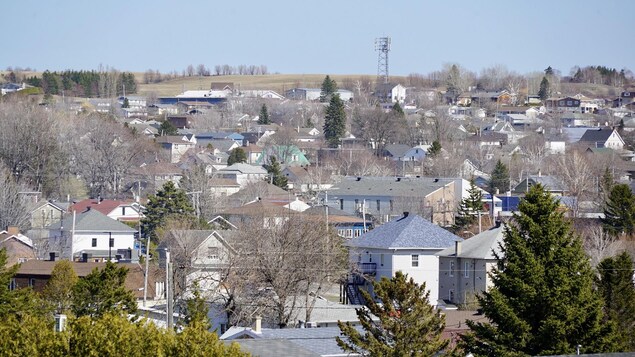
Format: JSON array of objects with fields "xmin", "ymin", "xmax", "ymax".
[{"xmin": 358, "ymin": 262, "xmax": 377, "ymax": 276}]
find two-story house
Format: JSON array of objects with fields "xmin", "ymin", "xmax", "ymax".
[
  {"xmin": 374, "ymin": 83, "xmax": 406, "ymax": 103},
  {"xmin": 345, "ymin": 212, "xmax": 462, "ymax": 305}
]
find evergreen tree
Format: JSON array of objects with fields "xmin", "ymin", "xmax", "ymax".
[
  {"xmin": 544, "ymin": 66, "xmax": 554, "ymax": 76},
  {"xmin": 142, "ymin": 181, "xmax": 195, "ymax": 240},
  {"xmin": 454, "ymin": 179, "xmax": 484, "ymax": 233},
  {"xmin": 42, "ymin": 260, "xmax": 78, "ymax": 314},
  {"xmin": 323, "ymin": 94, "xmax": 346, "ymax": 148},
  {"xmin": 72, "ymin": 261, "xmax": 137, "ymax": 318},
  {"xmin": 391, "ymin": 101, "xmax": 404, "ymax": 116},
  {"xmin": 319, "ymin": 75, "xmax": 337, "ymax": 102},
  {"xmin": 489, "ymin": 159, "xmax": 510, "ymax": 194},
  {"xmin": 122, "ymin": 98, "xmax": 130, "ymax": 108},
  {"xmin": 181, "ymin": 283, "xmax": 211, "ymax": 330},
  {"xmin": 263, "ymin": 156, "xmax": 288, "ymax": 189},
  {"xmin": 257, "ymin": 103, "xmax": 271, "ymax": 125},
  {"xmin": 596, "ymin": 252, "xmax": 635, "ymax": 351},
  {"xmin": 427, "ymin": 140, "xmax": 442, "ymax": 157},
  {"xmin": 337, "ymin": 271, "xmax": 450, "ymax": 356},
  {"xmin": 461, "ymin": 184, "xmax": 619, "ymax": 356},
  {"xmin": 227, "ymin": 147, "xmax": 247, "ymax": 165},
  {"xmin": 601, "ymin": 183, "xmax": 635, "ymax": 236},
  {"xmin": 538, "ymin": 76, "xmax": 550, "ymax": 101},
  {"xmin": 159, "ymin": 120, "xmax": 178, "ymax": 136}
]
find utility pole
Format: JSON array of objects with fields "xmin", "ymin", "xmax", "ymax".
[{"xmin": 165, "ymin": 249, "xmax": 173, "ymax": 329}]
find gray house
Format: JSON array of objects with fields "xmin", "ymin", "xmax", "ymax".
[{"xmin": 436, "ymin": 224, "xmax": 504, "ymax": 305}]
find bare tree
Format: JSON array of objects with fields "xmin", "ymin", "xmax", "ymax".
[
  {"xmin": 549, "ymin": 150, "xmax": 593, "ymax": 217},
  {"xmin": 351, "ymin": 106, "xmax": 406, "ymax": 156},
  {"xmin": 579, "ymin": 223, "xmax": 624, "ymax": 267},
  {"xmin": 186, "ymin": 65, "xmax": 195, "ymax": 77},
  {"xmin": 0, "ymin": 163, "xmax": 31, "ymax": 231}
]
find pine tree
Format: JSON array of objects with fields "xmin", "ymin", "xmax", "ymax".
[
  {"xmin": 427, "ymin": 140, "xmax": 442, "ymax": 157},
  {"xmin": 391, "ymin": 101, "xmax": 404, "ymax": 116},
  {"xmin": 337, "ymin": 271, "xmax": 450, "ymax": 356},
  {"xmin": 257, "ymin": 103, "xmax": 270, "ymax": 125},
  {"xmin": 122, "ymin": 98, "xmax": 130, "ymax": 108},
  {"xmin": 181, "ymin": 283, "xmax": 211, "ymax": 330},
  {"xmin": 42, "ymin": 260, "xmax": 78, "ymax": 314},
  {"xmin": 601, "ymin": 183, "xmax": 635, "ymax": 236},
  {"xmin": 538, "ymin": 76, "xmax": 550, "ymax": 101},
  {"xmin": 461, "ymin": 184, "xmax": 619, "ymax": 356},
  {"xmin": 263, "ymin": 156, "xmax": 288, "ymax": 189},
  {"xmin": 596, "ymin": 252, "xmax": 635, "ymax": 351},
  {"xmin": 544, "ymin": 66, "xmax": 554, "ymax": 76},
  {"xmin": 142, "ymin": 181, "xmax": 195, "ymax": 240},
  {"xmin": 489, "ymin": 159, "xmax": 510, "ymax": 194},
  {"xmin": 454, "ymin": 179, "xmax": 484, "ymax": 233},
  {"xmin": 320, "ymin": 75, "xmax": 337, "ymax": 102},
  {"xmin": 72, "ymin": 261, "xmax": 137, "ymax": 318},
  {"xmin": 323, "ymin": 94, "xmax": 346, "ymax": 148},
  {"xmin": 227, "ymin": 147, "xmax": 247, "ymax": 165},
  {"xmin": 159, "ymin": 120, "xmax": 178, "ymax": 136}
]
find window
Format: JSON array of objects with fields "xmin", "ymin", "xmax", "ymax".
[
  {"xmin": 109, "ymin": 237, "xmax": 115, "ymax": 247},
  {"xmin": 29, "ymin": 278, "xmax": 36, "ymax": 287},
  {"xmin": 567, "ymin": 100, "xmax": 572, "ymax": 106},
  {"xmin": 338, "ymin": 229, "xmax": 345, "ymax": 237},
  {"xmin": 464, "ymin": 261, "xmax": 469, "ymax": 278},
  {"xmin": 339, "ymin": 199, "xmax": 344, "ymax": 210},
  {"xmin": 380, "ymin": 254, "xmax": 384, "ymax": 266},
  {"xmin": 376, "ymin": 200, "xmax": 381, "ymax": 211},
  {"xmin": 92, "ymin": 238, "xmax": 97, "ymax": 247},
  {"xmin": 559, "ymin": 101, "xmax": 565, "ymax": 106},
  {"xmin": 207, "ymin": 247, "xmax": 219, "ymax": 260},
  {"xmin": 355, "ymin": 199, "xmax": 359, "ymax": 208},
  {"xmin": 346, "ymin": 229, "xmax": 353, "ymax": 238},
  {"xmin": 368, "ymin": 253, "xmax": 372, "ymax": 262},
  {"xmin": 9, "ymin": 278, "xmax": 15, "ymax": 291},
  {"xmin": 449, "ymin": 261, "xmax": 455, "ymax": 277},
  {"xmin": 354, "ymin": 229, "xmax": 361, "ymax": 237},
  {"xmin": 411, "ymin": 254, "xmax": 419, "ymax": 267}
]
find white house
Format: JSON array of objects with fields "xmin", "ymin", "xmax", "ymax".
[
  {"xmin": 218, "ymin": 163, "xmax": 268, "ymax": 187},
  {"xmin": 48, "ymin": 209, "xmax": 137, "ymax": 261},
  {"xmin": 374, "ymin": 83, "xmax": 406, "ymax": 103},
  {"xmin": 345, "ymin": 213, "xmax": 462, "ymax": 305},
  {"xmin": 436, "ymin": 224, "xmax": 504, "ymax": 305}
]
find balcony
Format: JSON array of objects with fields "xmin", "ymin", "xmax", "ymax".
[{"xmin": 357, "ymin": 262, "xmax": 377, "ymax": 276}]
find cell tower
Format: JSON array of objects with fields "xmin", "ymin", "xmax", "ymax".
[{"xmin": 375, "ymin": 37, "xmax": 391, "ymax": 84}]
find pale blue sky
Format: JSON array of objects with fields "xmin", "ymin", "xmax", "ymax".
[{"xmin": 2, "ymin": 0, "xmax": 631, "ymax": 76}]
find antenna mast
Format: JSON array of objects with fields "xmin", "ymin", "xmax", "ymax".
[{"xmin": 375, "ymin": 37, "xmax": 391, "ymax": 84}]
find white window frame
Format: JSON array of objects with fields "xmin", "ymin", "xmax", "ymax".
[
  {"xmin": 411, "ymin": 254, "xmax": 419, "ymax": 267},
  {"xmin": 449, "ymin": 261, "xmax": 455, "ymax": 277}
]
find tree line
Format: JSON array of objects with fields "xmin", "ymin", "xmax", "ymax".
[{"xmin": 23, "ymin": 69, "xmax": 137, "ymax": 98}]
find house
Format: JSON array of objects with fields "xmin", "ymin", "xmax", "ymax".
[
  {"xmin": 131, "ymin": 162, "xmax": 183, "ymax": 192},
  {"xmin": 256, "ymin": 145, "xmax": 310, "ymax": 167},
  {"xmin": 302, "ymin": 206, "xmax": 372, "ymax": 238},
  {"xmin": 544, "ymin": 134, "xmax": 566, "ymax": 154},
  {"xmin": 12, "ymin": 260, "xmax": 164, "ymax": 301},
  {"xmin": 219, "ymin": 200, "xmax": 293, "ymax": 228},
  {"xmin": 208, "ymin": 178, "xmax": 241, "ymax": 197},
  {"xmin": 374, "ymin": 83, "xmax": 407, "ymax": 103},
  {"xmin": 48, "ymin": 208, "xmax": 138, "ymax": 262},
  {"xmin": 196, "ymin": 138, "xmax": 240, "ymax": 154},
  {"xmin": 466, "ymin": 132, "xmax": 507, "ymax": 147},
  {"xmin": 436, "ymin": 224, "xmax": 504, "ymax": 305},
  {"xmin": 400, "ymin": 145, "xmax": 430, "ymax": 162},
  {"xmin": 327, "ymin": 176, "xmax": 457, "ymax": 225},
  {"xmin": 381, "ymin": 144, "xmax": 411, "ymax": 160},
  {"xmin": 282, "ymin": 166, "xmax": 332, "ymax": 192},
  {"xmin": 619, "ymin": 91, "xmax": 635, "ymax": 107},
  {"xmin": 345, "ymin": 213, "xmax": 462, "ymax": 304},
  {"xmin": 69, "ymin": 199, "xmax": 143, "ymax": 222},
  {"xmin": 238, "ymin": 89, "xmax": 285, "ymax": 100},
  {"xmin": 284, "ymin": 88, "xmax": 353, "ymax": 102},
  {"xmin": 156, "ymin": 135, "xmax": 196, "ymax": 163},
  {"xmin": 0, "ymin": 228, "xmax": 36, "ymax": 266},
  {"xmin": 196, "ymin": 132, "xmax": 244, "ymax": 147},
  {"xmin": 512, "ymin": 175, "xmax": 566, "ymax": 195},
  {"xmin": 577, "ymin": 128, "xmax": 624, "ymax": 150},
  {"xmin": 545, "ymin": 96, "xmax": 581, "ymax": 113},
  {"xmin": 166, "ymin": 115, "xmax": 194, "ymax": 129},
  {"xmin": 1, "ymin": 82, "xmax": 26, "ymax": 95},
  {"xmin": 560, "ymin": 113, "xmax": 597, "ymax": 127},
  {"xmin": 242, "ymin": 144, "xmax": 266, "ymax": 164},
  {"xmin": 29, "ymin": 200, "xmax": 66, "ymax": 229},
  {"xmin": 218, "ymin": 163, "xmax": 268, "ymax": 187}
]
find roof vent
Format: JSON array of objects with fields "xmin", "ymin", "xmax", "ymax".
[
  {"xmin": 396, "ymin": 177, "xmax": 401, "ymax": 182},
  {"xmin": 403, "ymin": 212, "xmax": 409, "ymax": 218},
  {"xmin": 434, "ymin": 178, "xmax": 439, "ymax": 183},
  {"xmin": 356, "ymin": 177, "xmax": 361, "ymax": 181}
]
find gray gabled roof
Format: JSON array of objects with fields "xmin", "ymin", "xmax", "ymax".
[
  {"xmin": 437, "ymin": 225, "xmax": 505, "ymax": 259},
  {"xmin": 49, "ymin": 209, "xmax": 136, "ymax": 232},
  {"xmin": 330, "ymin": 176, "xmax": 453, "ymax": 199},
  {"xmin": 579, "ymin": 128, "xmax": 616, "ymax": 144},
  {"xmin": 346, "ymin": 214, "xmax": 461, "ymax": 249}
]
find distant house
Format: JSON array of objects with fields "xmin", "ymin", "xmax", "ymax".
[
  {"xmin": 374, "ymin": 83, "xmax": 406, "ymax": 103},
  {"xmin": 48, "ymin": 208, "xmax": 138, "ymax": 262},
  {"xmin": 619, "ymin": 91, "xmax": 635, "ymax": 107},
  {"xmin": 156, "ymin": 135, "xmax": 196, "ymax": 163},
  {"xmin": 0, "ymin": 228, "xmax": 36, "ymax": 266},
  {"xmin": 284, "ymin": 88, "xmax": 353, "ymax": 102},
  {"xmin": 560, "ymin": 113, "xmax": 597, "ymax": 127},
  {"xmin": 0, "ymin": 82, "xmax": 26, "ymax": 96},
  {"xmin": 256, "ymin": 145, "xmax": 310, "ymax": 167},
  {"xmin": 69, "ymin": 199, "xmax": 143, "ymax": 222},
  {"xmin": 196, "ymin": 132, "xmax": 244, "ymax": 147},
  {"xmin": 131, "ymin": 162, "xmax": 183, "ymax": 192},
  {"xmin": 577, "ymin": 128, "xmax": 624, "ymax": 150},
  {"xmin": 512, "ymin": 175, "xmax": 566, "ymax": 195},
  {"xmin": 29, "ymin": 201, "xmax": 66, "ymax": 230},
  {"xmin": 381, "ymin": 144, "xmax": 411, "ymax": 160},
  {"xmin": 401, "ymin": 145, "xmax": 430, "ymax": 161},
  {"xmin": 545, "ymin": 96, "xmax": 581, "ymax": 113},
  {"xmin": 345, "ymin": 213, "xmax": 462, "ymax": 305},
  {"xmin": 282, "ymin": 166, "xmax": 332, "ymax": 192},
  {"xmin": 218, "ymin": 163, "xmax": 268, "ymax": 187},
  {"xmin": 238, "ymin": 89, "xmax": 285, "ymax": 100},
  {"xmin": 436, "ymin": 224, "xmax": 504, "ymax": 305},
  {"xmin": 302, "ymin": 206, "xmax": 371, "ymax": 239}
]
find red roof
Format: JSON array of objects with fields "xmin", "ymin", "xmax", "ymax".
[{"xmin": 69, "ymin": 199, "xmax": 134, "ymax": 216}]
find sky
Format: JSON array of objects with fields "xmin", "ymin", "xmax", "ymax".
[{"xmin": 2, "ymin": 0, "xmax": 632, "ymax": 77}]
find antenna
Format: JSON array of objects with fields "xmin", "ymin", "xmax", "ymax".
[{"xmin": 375, "ymin": 37, "xmax": 391, "ymax": 84}]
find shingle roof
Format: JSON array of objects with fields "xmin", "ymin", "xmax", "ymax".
[
  {"xmin": 346, "ymin": 214, "xmax": 461, "ymax": 249},
  {"xmin": 221, "ymin": 163, "xmax": 267, "ymax": 174},
  {"xmin": 49, "ymin": 209, "xmax": 137, "ymax": 232},
  {"xmin": 579, "ymin": 128, "xmax": 614, "ymax": 144},
  {"xmin": 70, "ymin": 199, "xmax": 135, "ymax": 216},
  {"xmin": 330, "ymin": 176, "xmax": 453, "ymax": 198},
  {"xmin": 383, "ymin": 144, "xmax": 411, "ymax": 158},
  {"xmin": 436, "ymin": 225, "xmax": 505, "ymax": 259}
]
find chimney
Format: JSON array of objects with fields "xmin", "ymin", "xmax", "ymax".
[
  {"xmin": 7, "ymin": 226, "xmax": 19, "ymax": 236},
  {"xmin": 254, "ymin": 316, "xmax": 262, "ymax": 333},
  {"xmin": 403, "ymin": 212, "xmax": 409, "ymax": 218},
  {"xmin": 49, "ymin": 252, "xmax": 58, "ymax": 261},
  {"xmin": 455, "ymin": 241, "xmax": 462, "ymax": 257}
]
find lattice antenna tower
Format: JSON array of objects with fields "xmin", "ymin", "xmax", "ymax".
[{"xmin": 375, "ymin": 37, "xmax": 391, "ymax": 84}]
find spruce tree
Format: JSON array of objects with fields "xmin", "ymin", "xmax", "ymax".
[
  {"xmin": 263, "ymin": 156, "xmax": 288, "ymax": 189},
  {"xmin": 427, "ymin": 140, "xmax": 442, "ymax": 157},
  {"xmin": 323, "ymin": 94, "xmax": 346, "ymax": 148},
  {"xmin": 142, "ymin": 181, "xmax": 195, "ymax": 241},
  {"xmin": 227, "ymin": 147, "xmax": 247, "ymax": 165},
  {"xmin": 159, "ymin": 120, "xmax": 178, "ymax": 136},
  {"xmin": 454, "ymin": 179, "xmax": 484, "ymax": 233},
  {"xmin": 320, "ymin": 75, "xmax": 337, "ymax": 102},
  {"xmin": 489, "ymin": 159, "xmax": 510, "ymax": 194},
  {"xmin": 538, "ymin": 76, "xmax": 550, "ymax": 101},
  {"xmin": 258, "ymin": 103, "xmax": 271, "ymax": 125},
  {"xmin": 601, "ymin": 183, "xmax": 635, "ymax": 236},
  {"xmin": 72, "ymin": 261, "xmax": 137, "ymax": 318},
  {"xmin": 461, "ymin": 184, "xmax": 619, "ymax": 356},
  {"xmin": 596, "ymin": 252, "xmax": 635, "ymax": 351},
  {"xmin": 391, "ymin": 101, "xmax": 405, "ymax": 116},
  {"xmin": 337, "ymin": 271, "xmax": 450, "ymax": 356},
  {"xmin": 42, "ymin": 260, "xmax": 78, "ymax": 314}
]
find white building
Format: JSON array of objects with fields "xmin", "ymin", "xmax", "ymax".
[
  {"xmin": 284, "ymin": 88, "xmax": 353, "ymax": 102},
  {"xmin": 374, "ymin": 83, "xmax": 406, "ymax": 103},
  {"xmin": 345, "ymin": 213, "xmax": 462, "ymax": 305},
  {"xmin": 218, "ymin": 163, "xmax": 268, "ymax": 187}
]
